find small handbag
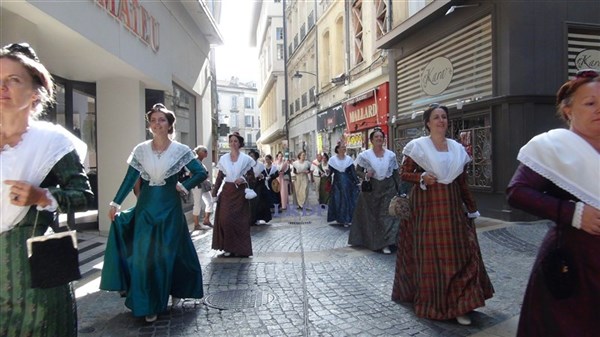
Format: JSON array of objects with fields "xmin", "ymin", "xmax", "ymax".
[
  {"xmin": 245, "ymin": 187, "xmax": 258, "ymax": 199},
  {"xmin": 388, "ymin": 194, "xmax": 410, "ymax": 220},
  {"xmin": 540, "ymin": 203, "xmax": 577, "ymax": 300},
  {"xmin": 27, "ymin": 211, "xmax": 81, "ymax": 289},
  {"xmin": 360, "ymin": 179, "xmax": 372, "ymax": 192}
]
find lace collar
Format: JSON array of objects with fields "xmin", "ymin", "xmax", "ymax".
[
  {"xmin": 128, "ymin": 140, "xmax": 195, "ymax": 186},
  {"xmin": 518, "ymin": 128, "xmax": 600, "ymax": 208}
]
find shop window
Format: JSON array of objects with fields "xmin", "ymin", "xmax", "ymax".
[
  {"xmin": 567, "ymin": 26, "xmax": 600, "ymax": 76},
  {"xmin": 277, "ymin": 44, "xmax": 284, "ymax": 60},
  {"xmin": 276, "ymin": 27, "xmax": 284, "ymax": 40}
]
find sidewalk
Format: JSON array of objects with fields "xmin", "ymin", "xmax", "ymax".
[{"xmin": 74, "ymin": 193, "xmax": 548, "ymax": 336}]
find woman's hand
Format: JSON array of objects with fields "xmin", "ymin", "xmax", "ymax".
[
  {"xmin": 580, "ymin": 204, "xmax": 600, "ymax": 236},
  {"xmin": 108, "ymin": 206, "xmax": 118, "ymax": 221},
  {"xmin": 234, "ymin": 178, "xmax": 245, "ymax": 185},
  {"xmin": 365, "ymin": 170, "xmax": 374, "ymax": 179},
  {"xmin": 4, "ymin": 180, "xmax": 49, "ymax": 207},
  {"xmin": 423, "ymin": 172, "xmax": 438, "ymax": 185}
]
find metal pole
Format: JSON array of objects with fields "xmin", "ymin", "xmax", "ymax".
[{"xmin": 282, "ymin": 0, "xmax": 291, "ymax": 157}]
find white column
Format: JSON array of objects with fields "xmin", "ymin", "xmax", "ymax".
[{"xmin": 96, "ymin": 78, "xmax": 145, "ymax": 233}]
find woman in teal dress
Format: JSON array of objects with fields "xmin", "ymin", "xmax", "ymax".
[
  {"xmin": 100, "ymin": 103, "xmax": 207, "ymax": 323},
  {"xmin": 1, "ymin": 43, "xmax": 93, "ymax": 337}
]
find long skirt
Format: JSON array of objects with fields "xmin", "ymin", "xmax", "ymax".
[
  {"xmin": 294, "ymin": 173, "xmax": 310, "ymax": 208},
  {"xmin": 391, "ymin": 181, "xmax": 494, "ymax": 320},
  {"xmin": 516, "ymin": 226, "xmax": 600, "ymax": 337},
  {"xmin": 212, "ymin": 182, "xmax": 253, "ymax": 256},
  {"xmin": 348, "ymin": 177, "xmax": 398, "ymax": 250}
]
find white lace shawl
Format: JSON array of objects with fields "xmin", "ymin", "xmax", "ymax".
[
  {"xmin": 217, "ymin": 152, "xmax": 255, "ymax": 183},
  {"xmin": 354, "ymin": 149, "xmax": 398, "ymax": 180},
  {"xmin": 1, "ymin": 120, "xmax": 87, "ymax": 233},
  {"xmin": 518, "ymin": 128, "xmax": 600, "ymax": 209},
  {"xmin": 327, "ymin": 155, "xmax": 354, "ymax": 172},
  {"xmin": 402, "ymin": 136, "xmax": 470, "ymax": 184},
  {"xmin": 253, "ymin": 161, "xmax": 266, "ymax": 177},
  {"xmin": 128, "ymin": 141, "xmax": 195, "ymax": 186}
]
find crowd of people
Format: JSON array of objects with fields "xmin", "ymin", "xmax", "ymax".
[{"xmin": 2, "ymin": 41, "xmax": 597, "ymax": 335}]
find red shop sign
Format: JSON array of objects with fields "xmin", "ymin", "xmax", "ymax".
[{"xmin": 343, "ymin": 82, "xmax": 389, "ymax": 133}]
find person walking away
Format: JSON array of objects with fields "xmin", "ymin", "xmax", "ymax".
[
  {"xmin": 192, "ymin": 145, "xmax": 213, "ymax": 230},
  {"xmin": 211, "ymin": 132, "xmax": 256, "ymax": 257},
  {"xmin": 100, "ymin": 103, "xmax": 207, "ymax": 323},
  {"xmin": 392, "ymin": 104, "xmax": 493, "ymax": 326},
  {"xmin": 327, "ymin": 144, "xmax": 359, "ymax": 226},
  {"xmin": 349, "ymin": 127, "xmax": 401, "ymax": 254},
  {"xmin": 0, "ymin": 42, "xmax": 94, "ymax": 337},
  {"xmin": 506, "ymin": 69, "xmax": 600, "ymax": 337}
]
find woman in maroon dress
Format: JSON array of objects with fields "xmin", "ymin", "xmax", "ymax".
[
  {"xmin": 507, "ymin": 70, "xmax": 600, "ymax": 337},
  {"xmin": 211, "ymin": 132, "xmax": 256, "ymax": 257},
  {"xmin": 392, "ymin": 104, "xmax": 494, "ymax": 326}
]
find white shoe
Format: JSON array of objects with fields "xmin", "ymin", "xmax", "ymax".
[
  {"xmin": 171, "ymin": 297, "xmax": 181, "ymax": 307},
  {"xmin": 382, "ymin": 246, "xmax": 391, "ymax": 254},
  {"xmin": 222, "ymin": 252, "xmax": 231, "ymax": 257},
  {"xmin": 145, "ymin": 314, "xmax": 157, "ymax": 323},
  {"xmin": 456, "ymin": 315, "xmax": 471, "ymax": 325}
]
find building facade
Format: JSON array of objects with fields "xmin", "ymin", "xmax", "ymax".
[
  {"xmin": 216, "ymin": 78, "xmax": 260, "ymax": 155},
  {"xmin": 1, "ymin": 0, "xmax": 222, "ymax": 232},
  {"xmin": 250, "ymin": 0, "xmax": 287, "ymax": 157},
  {"xmin": 378, "ymin": 0, "xmax": 600, "ymax": 220}
]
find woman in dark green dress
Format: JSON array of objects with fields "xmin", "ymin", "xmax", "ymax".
[
  {"xmin": 100, "ymin": 104, "xmax": 207, "ymax": 323},
  {"xmin": 1, "ymin": 43, "xmax": 94, "ymax": 337}
]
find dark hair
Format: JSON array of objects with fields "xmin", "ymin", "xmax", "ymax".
[
  {"xmin": 297, "ymin": 151, "xmax": 306, "ymax": 159},
  {"xmin": 334, "ymin": 143, "xmax": 347, "ymax": 154},
  {"xmin": 146, "ymin": 103, "xmax": 176, "ymax": 134},
  {"xmin": 265, "ymin": 154, "xmax": 273, "ymax": 160},
  {"xmin": 422, "ymin": 103, "xmax": 449, "ymax": 132},
  {"xmin": 228, "ymin": 132, "xmax": 245, "ymax": 148},
  {"xmin": 248, "ymin": 149, "xmax": 259, "ymax": 160},
  {"xmin": 369, "ymin": 127, "xmax": 385, "ymax": 141},
  {"xmin": 556, "ymin": 69, "xmax": 600, "ymax": 123},
  {"xmin": 0, "ymin": 42, "xmax": 55, "ymax": 118},
  {"xmin": 322, "ymin": 152, "xmax": 329, "ymax": 160}
]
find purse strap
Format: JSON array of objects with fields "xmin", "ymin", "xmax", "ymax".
[{"xmin": 30, "ymin": 205, "xmax": 72, "ymax": 239}]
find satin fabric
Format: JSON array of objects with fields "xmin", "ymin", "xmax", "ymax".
[{"xmin": 100, "ymin": 159, "xmax": 206, "ymax": 317}]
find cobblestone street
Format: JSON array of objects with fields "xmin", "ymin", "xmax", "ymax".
[{"xmin": 74, "ymin": 199, "xmax": 549, "ymax": 337}]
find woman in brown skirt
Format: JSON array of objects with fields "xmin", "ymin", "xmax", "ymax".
[
  {"xmin": 211, "ymin": 132, "xmax": 256, "ymax": 257},
  {"xmin": 392, "ymin": 104, "xmax": 494, "ymax": 326}
]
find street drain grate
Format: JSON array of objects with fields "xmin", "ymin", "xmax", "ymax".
[
  {"xmin": 203, "ymin": 289, "xmax": 276, "ymax": 310},
  {"xmin": 289, "ymin": 221, "xmax": 312, "ymax": 224}
]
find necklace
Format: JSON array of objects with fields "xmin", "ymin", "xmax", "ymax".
[{"xmin": 152, "ymin": 140, "xmax": 170, "ymax": 159}]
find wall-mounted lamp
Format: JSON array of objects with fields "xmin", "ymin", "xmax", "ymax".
[
  {"xmin": 456, "ymin": 99, "xmax": 464, "ymax": 110},
  {"xmin": 293, "ymin": 70, "xmax": 317, "ymax": 79},
  {"xmin": 391, "ymin": 115, "xmax": 397, "ymax": 124},
  {"xmin": 445, "ymin": 4, "xmax": 479, "ymax": 16}
]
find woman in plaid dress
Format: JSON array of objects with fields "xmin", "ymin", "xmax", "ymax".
[{"xmin": 392, "ymin": 104, "xmax": 494, "ymax": 325}]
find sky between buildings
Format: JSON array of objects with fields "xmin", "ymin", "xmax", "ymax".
[{"xmin": 215, "ymin": 0, "xmax": 258, "ymax": 83}]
